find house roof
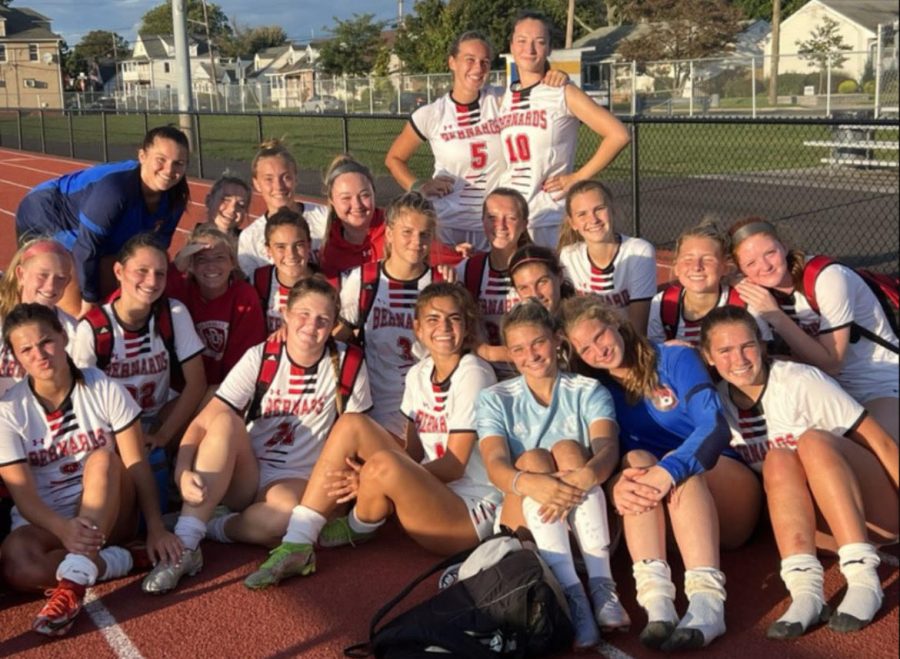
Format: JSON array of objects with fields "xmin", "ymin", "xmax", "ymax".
[
  {"xmin": 572, "ymin": 23, "xmax": 654, "ymax": 58},
  {"xmin": 130, "ymin": 34, "xmax": 208, "ymax": 60},
  {"xmin": 815, "ymin": 0, "xmax": 898, "ymax": 33},
  {"xmin": 0, "ymin": 6, "xmax": 61, "ymax": 41}
]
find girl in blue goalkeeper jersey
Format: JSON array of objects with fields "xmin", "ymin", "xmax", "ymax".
[
  {"xmin": 15, "ymin": 126, "xmax": 191, "ymax": 317},
  {"xmin": 561, "ymin": 295, "xmax": 760, "ymax": 653}
]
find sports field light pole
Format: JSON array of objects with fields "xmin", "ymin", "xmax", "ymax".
[{"xmin": 172, "ymin": 0, "xmax": 194, "ymax": 147}]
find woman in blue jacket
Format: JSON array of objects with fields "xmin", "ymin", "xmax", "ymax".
[{"xmin": 15, "ymin": 126, "xmax": 191, "ymax": 316}]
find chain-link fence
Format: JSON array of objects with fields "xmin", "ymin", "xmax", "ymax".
[{"xmin": 1, "ymin": 109, "xmax": 896, "ymax": 273}]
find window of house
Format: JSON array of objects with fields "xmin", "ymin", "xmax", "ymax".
[
  {"xmin": 29, "ymin": 44, "xmax": 39, "ymax": 61},
  {"xmin": 0, "ymin": 45, "xmax": 6, "ymax": 62},
  {"xmin": 164, "ymin": 62, "xmax": 170, "ymax": 73}
]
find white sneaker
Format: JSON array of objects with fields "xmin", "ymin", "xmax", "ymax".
[{"xmin": 141, "ymin": 547, "xmax": 203, "ymax": 594}]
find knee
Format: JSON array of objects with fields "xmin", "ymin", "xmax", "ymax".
[
  {"xmin": 550, "ymin": 440, "xmax": 587, "ymax": 470},
  {"xmin": 359, "ymin": 449, "xmax": 404, "ymax": 487},
  {"xmin": 795, "ymin": 429, "xmax": 837, "ymax": 462},
  {"xmin": 622, "ymin": 449, "xmax": 657, "ymax": 470},
  {"xmin": 762, "ymin": 448, "xmax": 803, "ymax": 490},
  {"xmin": 515, "ymin": 448, "xmax": 555, "ymax": 473}
]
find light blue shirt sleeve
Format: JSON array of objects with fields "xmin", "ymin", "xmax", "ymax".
[
  {"xmin": 583, "ymin": 380, "xmax": 617, "ymax": 427},
  {"xmin": 475, "ymin": 387, "xmax": 510, "ymax": 442}
]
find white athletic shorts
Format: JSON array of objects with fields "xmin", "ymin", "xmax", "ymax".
[
  {"xmin": 448, "ymin": 481, "xmax": 501, "ymax": 541},
  {"xmin": 438, "ymin": 227, "xmax": 490, "ymax": 253},
  {"xmin": 10, "ymin": 498, "xmax": 79, "ymax": 532}
]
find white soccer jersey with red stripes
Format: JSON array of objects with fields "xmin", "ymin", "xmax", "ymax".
[
  {"xmin": 559, "ymin": 237, "xmax": 657, "ymax": 309},
  {"xmin": 717, "ymin": 359, "xmax": 864, "ymax": 471},
  {"xmin": 256, "ymin": 266, "xmax": 290, "ymax": 334},
  {"xmin": 0, "ymin": 308, "xmax": 77, "ymax": 397}
]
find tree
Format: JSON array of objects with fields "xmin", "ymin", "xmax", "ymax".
[
  {"xmin": 730, "ymin": 0, "xmax": 805, "ymax": 21},
  {"xmin": 139, "ymin": 0, "xmax": 232, "ymax": 41},
  {"xmin": 74, "ymin": 30, "xmax": 129, "ymax": 62},
  {"xmin": 0, "ymin": 0, "xmax": 12, "ymax": 7},
  {"xmin": 220, "ymin": 23, "xmax": 288, "ymax": 58},
  {"xmin": 317, "ymin": 14, "xmax": 387, "ymax": 76},
  {"xmin": 796, "ymin": 15, "xmax": 851, "ymax": 92}
]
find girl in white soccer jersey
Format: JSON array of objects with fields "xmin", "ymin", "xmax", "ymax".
[
  {"xmin": 0, "ymin": 238, "xmax": 77, "ymax": 396},
  {"xmin": 647, "ymin": 220, "xmax": 770, "ymax": 347},
  {"xmin": 476, "ymin": 300, "xmax": 627, "ymax": 652},
  {"xmin": 385, "ymin": 32, "xmax": 568, "ymax": 250},
  {"xmin": 0, "ymin": 304, "xmax": 181, "ymax": 636},
  {"xmin": 700, "ymin": 306, "xmax": 898, "ymax": 638},
  {"xmin": 558, "ymin": 180, "xmax": 657, "ymax": 334},
  {"xmin": 72, "ymin": 234, "xmax": 207, "ymax": 452},
  {"xmin": 336, "ymin": 192, "xmax": 447, "ymax": 438},
  {"xmin": 728, "ymin": 217, "xmax": 899, "ymax": 441},
  {"xmin": 497, "ymin": 11, "xmax": 631, "ymax": 248},
  {"xmin": 252, "ymin": 208, "xmax": 315, "ymax": 333},
  {"xmin": 141, "ymin": 276, "xmax": 372, "ymax": 594},
  {"xmin": 242, "ymin": 283, "xmax": 502, "ymax": 590}
]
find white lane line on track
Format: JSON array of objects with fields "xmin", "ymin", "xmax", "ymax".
[
  {"xmin": 597, "ymin": 639, "xmax": 635, "ymax": 659},
  {"xmin": 0, "ymin": 208, "xmax": 13, "ymax": 217},
  {"xmin": 0, "ymin": 177, "xmax": 32, "ymax": 190},
  {"xmin": 84, "ymin": 590, "xmax": 145, "ymax": 659}
]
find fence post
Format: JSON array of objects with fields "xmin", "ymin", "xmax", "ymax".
[
  {"xmin": 427, "ymin": 74, "xmax": 432, "ymax": 104},
  {"xmin": 369, "ymin": 75, "xmax": 374, "ymax": 114},
  {"xmin": 630, "ymin": 121, "xmax": 640, "ymax": 237},
  {"xmin": 341, "ymin": 115, "xmax": 350, "ymax": 154},
  {"xmin": 67, "ymin": 110, "xmax": 74, "ymax": 158},
  {"xmin": 15, "ymin": 110, "xmax": 22, "ymax": 150},
  {"xmin": 826, "ymin": 52, "xmax": 832, "ymax": 117},
  {"xmin": 751, "ymin": 56, "xmax": 757, "ymax": 118},
  {"xmin": 631, "ymin": 60, "xmax": 637, "ymax": 115},
  {"xmin": 39, "ymin": 109, "xmax": 46, "ymax": 154},
  {"xmin": 100, "ymin": 111, "xmax": 109, "ymax": 162},
  {"xmin": 689, "ymin": 60, "xmax": 694, "ymax": 117},
  {"xmin": 256, "ymin": 113, "xmax": 263, "ymax": 146},
  {"xmin": 195, "ymin": 114, "xmax": 204, "ymax": 179},
  {"xmin": 874, "ymin": 24, "xmax": 883, "ymax": 118},
  {"xmin": 142, "ymin": 112, "xmax": 149, "ymax": 138}
]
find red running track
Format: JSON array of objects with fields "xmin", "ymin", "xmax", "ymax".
[{"xmin": 0, "ymin": 147, "xmax": 897, "ymax": 659}]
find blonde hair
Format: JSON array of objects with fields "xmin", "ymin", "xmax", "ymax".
[
  {"xmin": 185, "ymin": 225, "xmax": 240, "ymax": 281},
  {"xmin": 251, "ymin": 138, "xmax": 298, "ymax": 180},
  {"xmin": 557, "ymin": 180, "xmax": 615, "ymax": 251},
  {"xmin": 321, "ymin": 154, "xmax": 376, "ymax": 252},
  {"xmin": 384, "ymin": 192, "xmax": 438, "ymax": 262},
  {"xmin": 560, "ymin": 295, "xmax": 659, "ymax": 404},
  {"xmin": 728, "ymin": 216, "xmax": 806, "ymax": 290},
  {"xmin": 0, "ymin": 238, "xmax": 73, "ymax": 320},
  {"xmin": 674, "ymin": 216, "xmax": 728, "ymax": 259}
]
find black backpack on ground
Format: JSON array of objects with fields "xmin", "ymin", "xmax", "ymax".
[{"xmin": 344, "ymin": 530, "xmax": 574, "ymax": 659}]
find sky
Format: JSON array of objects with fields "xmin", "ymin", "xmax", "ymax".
[{"xmin": 18, "ymin": 0, "xmax": 401, "ymax": 46}]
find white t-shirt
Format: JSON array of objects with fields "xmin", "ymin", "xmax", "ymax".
[
  {"xmin": 496, "ymin": 83, "xmax": 579, "ymax": 229},
  {"xmin": 647, "ymin": 285, "xmax": 773, "ymax": 346},
  {"xmin": 401, "ymin": 353, "xmax": 501, "ymax": 503},
  {"xmin": 0, "ymin": 307, "xmax": 77, "ymax": 397},
  {"xmin": 410, "ymin": 88, "xmax": 505, "ymax": 233},
  {"xmin": 216, "ymin": 340, "xmax": 371, "ymax": 475},
  {"xmin": 718, "ymin": 359, "xmax": 865, "ymax": 472},
  {"xmin": 71, "ymin": 299, "xmax": 205, "ymax": 417},
  {"xmin": 237, "ymin": 202, "xmax": 329, "ymax": 279},
  {"xmin": 560, "ymin": 237, "xmax": 657, "ymax": 308},
  {"xmin": 771, "ymin": 261, "xmax": 899, "ymax": 402},
  {"xmin": 0, "ymin": 367, "xmax": 141, "ymax": 513}
]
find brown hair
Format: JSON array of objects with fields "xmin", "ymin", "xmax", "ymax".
[
  {"xmin": 141, "ymin": 125, "xmax": 191, "ymax": 209},
  {"xmin": 508, "ymin": 244, "xmax": 576, "ymax": 302},
  {"xmin": 728, "ymin": 217, "xmax": 806, "ymax": 290},
  {"xmin": 414, "ymin": 282, "xmax": 481, "ymax": 353},
  {"xmin": 264, "ymin": 207, "xmax": 312, "ymax": 245},
  {"xmin": 698, "ymin": 305, "xmax": 763, "ymax": 356},
  {"xmin": 449, "ymin": 30, "xmax": 494, "ymax": 60},
  {"xmin": 205, "ymin": 172, "xmax": 250, "ymax": 215},
  {"xmin": 483, "ymin": 187, "xmax": 532, "ymax": 249},
  {"xmin": 558, "ymin": 180, "xmax": 615, "ymax": 251},
  {"xmin": 2, "ymin": 302, "xmax": 64, "ymax": 350},
  {"xmin": 321, "ymin": 154, "xmax": 376, "ymax": 252},
  {"xmin": 501, "ymin": 297, "xmax": 560, "ymax": 345},
  {"xmin": 116, "ymin": 232, "xmax": 168, "ymax": 265},
  {"xmin": 0, "ymin": 238, "xmax": 73, "ymax": 320},
  {"xmin": 560, "ymin": 295, "xmax": 659, "ymax": 404}
]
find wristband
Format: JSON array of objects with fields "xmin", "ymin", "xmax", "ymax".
[{"xmin": 511, "ymin": 470, "xmax": 526, "ymax": 497}]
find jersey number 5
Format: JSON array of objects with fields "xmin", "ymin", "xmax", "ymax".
[
  {"xmin": 470, "ymin": 142, "xmax": 488, "ymax": 169},
  {"xmin": 505, "ymin": 134, "xmax": 531, "ymax": 163}
]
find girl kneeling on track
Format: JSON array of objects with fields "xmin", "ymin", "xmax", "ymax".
[
  {"xmin": 0, "ymin": 238, "xmax": 77, "ymax": 396},
  {"xmin": 0, "ymin": 304, "xmax": 181, "ymax": 636},
  {"xmin": 167, "ymin": 225, "xmax": 266, "ymax": 388},
  {"xmin": 253, "ymin": 208, "xmax": 316, "ymax": 333},
  {"xmin": 336, "ymin": 192, "xmax": 452, "ymax": 438},
  {"xmin": 558, "ymin": 181, "xmax": 657, "ymax": 335},
  {"xmin": 561, "ymin": 295, "xmax": 761, "ymax": 652},
  {"xmin": 728, "ymin": 218, "xmax": 899, "ymax": 441},
  {"xmin": 647, "ymin": 219, "xmax": 770, "ymax": 347},
  {"xmin": 700, "ymin": 306, "xmax": 898, "ymax": 638},
  {"xmin": 476, "ymin": 299, "xmax": 627, "ymax": 652},
  {"xmin": 143, "ymin": 276, "xmax": 371, "ymax": 594},
  {"xmin": 244, "ymin": 283, "xmax": 500, "ymax": 590}
]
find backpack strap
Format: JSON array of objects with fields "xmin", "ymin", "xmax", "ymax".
[
  {"xmin": 83, "ymin": 306, "xmax": 115, "ymax": 372},
  {"xmin": 659, "ymin": 283, "xmax": 684, "ymax": 341},
  {"xmin": 336, "ymin": 343, "xmax": 365, "ymax": 415},
  {"xmin": 356, "ymin": 261, "xmax": 381, "ymax": 330},
  {"xmin": 246, "ymin": 337, "xmax": 284, "ymax": 422},
  {"xmin": 801, "ymin": 255, "xmax": 835, "ymax": 315},
  {"xmin": 725, "ymin": 285, "xmax": 747, "ymax": 308},
  {"xmin": 463, "ymin": 252, "xmax": 489, "ymax": 300},
  {"xmin": 253, "ymin": 265, "xmax": 274, "ymax": 305},
  {"xmin": 154, "ymin": 297, "xmax": 184, "ymax": 392}
]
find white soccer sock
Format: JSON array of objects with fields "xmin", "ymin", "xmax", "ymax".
[
  {"xmin": 633, "ymin": 559, "xmax": 678, "ymax": 624},
  {"xmin": 522, "ymin": 496, "xmax": 580, "ymax": 587},
  {"xmin": 348, "ymin": 507, "xmax": 386, "ymax": 535},
  {"xmin": 206, "ymin": 512, "xmax": 239, "ymax": 543},
  {"xmin": 836, "ymin": 543, "xmax": 883, "ymax": 623},
  {"xmin": 568, "ymin": 486, "xmax": 613, "ymax": 581},
  {"xmin": 98, "ymin": 546, "xmax": 133, "ymax": 581},
  {"xmin": 775, "ymin": 553, "xmax": 826, "ymax": 632},
  {"xmin": 677, "ymin": 567, "xmax": 727, "ymax": 646},
  {"xmin": 282, "ymin": 505, "xmax": 327, "ymax": 545},
  {"xmin": 56, "ymin": 553, "xmax": 99, "ymax": 587},
  {"xmin": 173, "ymin": 514, "xmax": 207, "ymax": 552}
]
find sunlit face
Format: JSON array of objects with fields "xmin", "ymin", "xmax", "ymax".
[
  {"xmin": 386, "ymin": 211, "xmax": 433, "ymax": 269},
  {"xmin": 567, "ymin": 189, "xmax": 613, "ymax": 245},
  {"xmin": 138, "ymin": 137, "xmax": 188, "ymax": 194},
  {"xmin": 483, "ymin": 194, "xmax": 527, "ymax": 251},
  {"xmin": 208, "ymin": 183, "xmax": 249, "ymax": 231},
  {"xmin": 283, "ymin": 292, "xmax": 336, "ymax": 356},
  {"xmin": 114, "ymin": 247, "xmax": 167, "ymax": 307},
  {"xmin": 9, "ymin": 321, "xmax": 68, "ymax": 381},
  {"xmin": 414, "ymin": 296, "xmax": 465, "ymax": 358},
  {"xmin": 266, "ymin": 225, "xmax": 311, "ymax": 282},
  {"xmin": 512, "ymin": 263, "xmax": 561, "ymax": 313},
  {"xmin": 505, "ymin": 322, "xmax": 559, "ymax": 381},
  {"xmin": 330, "ymin": 172, "xmax": 375, "ymax": 231},
  {"xmin": 734, "ymin": 233, "xmax": 791, "ymax": 289},
  {"xmin": 253, "ymin": 156, "xmax": 297, "ymax": 213},
  {"xmin": 674, "ymin": 236, "xmax": 727, "ymax": 294},
  {"xmin": 449, "ymin": 39, "xmax": 491, "ymax": 97},
  {"xmin": 190, "ymin": 240, "xmax": 234, "ymax": 295},
  {"xmin": 16, "ymin": 252, "xmax": 72, "ymax": 307},
  {"xmin": 703, "ymin": 321, "xmax": 765, "ymax": 389},
  {"xmin": 566, "ymin": 317, "xmax": 625, "ymax": 372},
  {"xmin": 510, "ymin": 18, "xmax": 550, "ymax": 76}
]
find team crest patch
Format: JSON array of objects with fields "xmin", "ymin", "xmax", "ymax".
[
  {"xmin": 649, "ymin": 385, "xmax": 678, "ymax": 412},
  {"xmin": 198, "ymin": 320, "xmax": 229, "ymax": 357}
]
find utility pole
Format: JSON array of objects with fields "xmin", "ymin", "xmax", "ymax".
[
  {"xmin": 172, "ymin": 0, "xmax": 194, "ymax": 144},
  {"xmin": 565, "ymin": 0, "xmax": 575, "ymax": 49},
  {"xmin": 768, "ymin": 0, "xmax": 781, "ymax": 107},
  {"xmin": 200, "ymin": 0, "xmax": 218, "ymax": 112}
]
